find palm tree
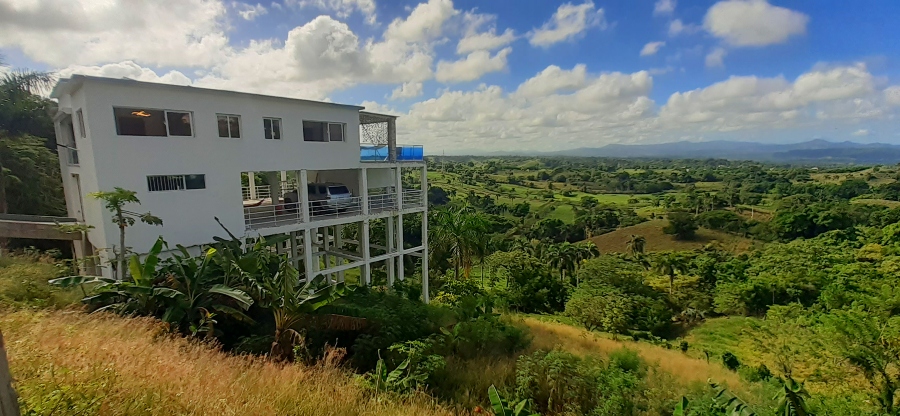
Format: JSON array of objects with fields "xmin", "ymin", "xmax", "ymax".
[
  {"xmin": 0, "ymin": 59, "xmax": 55, "ymax": 215},
  {"xmin": 653, "ymin": 251, "xmax": 687, "ymax": 295},
  {"xmin": 430, "ymin": 207, "xmax": 488, "ymax": 279},
  {"xmin": 626, "ymin": 235, "xmax": 646, "ymax": 258}
]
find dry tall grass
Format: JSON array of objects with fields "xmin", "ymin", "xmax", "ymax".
[
  {"xmin": 2, "ymin": 310, "xmax": 456, "ymax": 416},
  {"xmin": 523, "ymin": 317, "xmax": 745, "ymax": 389}
]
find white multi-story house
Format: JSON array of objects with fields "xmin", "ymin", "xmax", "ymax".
[{"xmin": 50, "ymin": 75, "xmax": 429, "ymax": 301}]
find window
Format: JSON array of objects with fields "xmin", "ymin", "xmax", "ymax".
[
  {"xmin": 114, "ymin": 107, "xmax": 194, "ymax": 137},
  {"xmin": 217, "ymin": 114, "xmax": 241, "ymax": 138},
  {"xmin": 147, "ymin": 174, "xmax": 206, "ymax": 192},
  {"xmin": 329, "ymin": 123, "xmax": 344, "ymax": 142},
  {"xmin": 76, "ymin": 109, "xmax": 86, "ymax": 138},
  {"xmin": 166, "ymin": 111, "xmax": 193, "ymax": 136},
  {"xmin": 303, "ymin": 121, "xmax": 345, "ymax": 142},
  {"xmin": 263, "ymin": 117, "xmax": 282, "ymax": 140}
]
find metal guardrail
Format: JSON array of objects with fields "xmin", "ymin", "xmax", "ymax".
[
  {"xmin": 244, "ymin": 202, "xmax": 302, "ymax": 229},
  {"xmin": 244, "ymin": 190, "xmax": 426, "ymax": 230},
  {"xmin": 402, "ymin": 190, "xmax": 424, "ymax": 209},
  {"xmin": 242, "ymin": 185, "xmax": 272, "ymax": 201}
]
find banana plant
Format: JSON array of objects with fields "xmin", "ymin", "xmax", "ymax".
[
  {"xmin": 156, "ymin": 244, "xmax": 255, "ymax": 335},
  {"xmin": 774, "ymin": 377, "xmax": 814, "ymax": 416},
  {"xmin": 488, "ymin": 385, "xmax": 539, "ymax": 416},
  {"xmin": 49, "ymin": 236, "xmax": 174, "ymax": 316}
]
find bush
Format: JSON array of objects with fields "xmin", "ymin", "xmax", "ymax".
[
  {"xmin": 663, "ymin": 211, "xmax": 698, "ymax": 240},
  {"xmin": 722, "ymin": 351, "xmax": 741, "ymax": 371},
  {"xmin": 433, "ymin": 278, "xmax": 485, "ymax": 307},
  {"xmin": 0, "ymin": 256, "xmax": 79, "ymax": 309}
]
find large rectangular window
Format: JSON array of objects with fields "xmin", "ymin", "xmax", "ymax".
[
  {"xmin": 217, "ymin": 114, "xmax": 241, "ymax": 138},
  {"xmin": 147, "ymin": 174, "xmax": 206, "ymax": 192},
  {"xmin": 303, "ymin": 121, "xmax": 345, "ymax": 142},
  {"xmin": 263, "ymin": 117, "xmax": 282, "ymax": 140},
  {"xmin": 114, "ymin": 107, "xmax": 194, "ymax": 137}
]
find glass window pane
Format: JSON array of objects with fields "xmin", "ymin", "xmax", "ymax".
[
  {"xmin": 217, "ymin": 115, "xmax": 230, "ymax": 138},
  {"xmin": 185, "ymin": 174, "xmax": 206, "ymax": 189},
  {"xmin": 115, "ymin": 108, "xmax": 166, "ymax": 136},
  {"xmin": 228, "ymin": 116, "xmax": 241, "ymax": 138},
  {"xmin": 329, "ymin": 123, "xmax": 344, "ymax": 141},
  {"xmin": 303, "ymin": 121, "xmax": 326, "ymax": 142},
  {"xmin": 263, "ymin": 118, "xmax": 272, "ymax": 140},
  {"xmin": 318, "ymin": 186, "xmax": 327, "ymax": 194},
  {"xmin": 76, "ymin": 109, "xmax": 86, "ymax": 138},
  {"xmin": 272, "ymin": 119, "xmax": 281, "ymax": 140},
  {"xmin": 166, "ymin": 111, "xmax": 193, "ymax": 136}
]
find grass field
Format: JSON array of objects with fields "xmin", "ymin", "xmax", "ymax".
[
  {"xmin": 851, "ymin": 198, "xmax": 900, "ymax": 208},
  {"xmin": 589, "ymin": 219, "xmax": 757, "ymax": 253}
]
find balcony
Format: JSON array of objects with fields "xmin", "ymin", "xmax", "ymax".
[
  {"xmin": 243, "ymin": 190, "xmax": 425, "ymax": 231},
  {"xmin": 360, "ymin": 145, "xmax": 424, "ymax": 162}
]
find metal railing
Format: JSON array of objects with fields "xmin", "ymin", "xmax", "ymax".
[
  {"xmin": 309, "ymin": 197, "xmax": 364, "ymax": 220},
  {"xmin": 244, "ymin": 201, "xmax": 302, "ymax": 229},
  {"xmin": 242, "ymin": 185, "xmax": 272, "ymax": 201},
  {"xmin": 402, "ymin": 189, "xmax": 425, "ymax": 209}
]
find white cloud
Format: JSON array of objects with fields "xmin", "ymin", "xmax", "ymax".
[
  {"xmin": 654, "ymin": 0, "xmax": 675, "ymax": 15},
  {"xmin": 704, "ymin": 0, "xmax": 809, "ymax": 47},
  {"xmin": 456, "ymin": 11, "xmax": 516, "ymax": 54},
  {"xmin": 436, "ymin": 47, "xmax": 511, "ymax": 83},
  {"xmin": 390, "ymin": 82, "xmax": 423, "ymax": 100},
  {"xmin": 513, "ymin": 64, "xmax": 588, "ymax": 99},
  {"xmin": 236, "ymin": 2, "xmax": 267, "ymax": 20},
  {"xmin": 528, "ymin": 1, "xmax": 607, "ymax": 47},
  {"xmin": 384, "ymin": 0, "xmax": 458, "ymax": 42},
  {"xmin": 57, "ymin": 61, "xmax": 193, "ymax": 86},
  {"xmin": 640, "ymin": 41, "xmax": 665, "ymax": 57},
  {"xmin": 668, "ymin": 19, "xmax": 700, "ymax": 37},
  {"xmin": 0, "ymin": 0, "xmax": 229, "ymax": 68},
  {"xmin": 293, "ymin": 0, "xmax": 377, "ymax": 25},
  {"xmin": 705, "ymin": 47, "xmax": 727, "ymax": 68},
  {"xmin": 852, "ymin": 129, "xmax": 870, "ymax": 137},
  {"xmin": 885, "ymin": 86, "xmax": 900, "ymax": 106}
]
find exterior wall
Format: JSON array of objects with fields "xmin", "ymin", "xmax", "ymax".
[{"xmin": 68, "ymin": 78, "xmax": 367, "ymax": 257}]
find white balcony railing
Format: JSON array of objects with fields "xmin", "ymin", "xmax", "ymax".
[
  {"xmin": 402, "ymin": 190, "xmax": 425, "ymax": 209},
  {"xmin": 243, "ymin": 190, "xmax": 426, "ymax": 230},
  {"xmin": 242, "ymin": 185, "xmax": 272, "ymax": 201}
]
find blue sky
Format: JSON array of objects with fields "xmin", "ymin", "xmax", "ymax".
[{"xmin": 1, "ymin": 0, "xmax": 899, "ymax": 153}]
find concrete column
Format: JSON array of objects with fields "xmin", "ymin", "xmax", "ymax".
[
  {"xmin": 303, "ymin": 228, "xmax": 314, "ymax": 282},
  {"xmin": 386, "ymin": 216, "xmax": 395, "ymax": 286},
  {"xmin": 322, "ymin": 226, "xmax": 332, "ymax": 284},
  {"xmin": 359, "ymin": 168, "xmax": 369, "ymax": 215},
  {"xmin": 395, "ymin": 166, "xmax": 403, "ymax": 210},
  {"xmin": 421, "ymin": 166, "xmax": 428, "ymax": 207},
  {"xmin": 397, "ymin": 214, "xmax": 404, "ymax": 281},
  {"xmin": 387, "ymin": 118, "xmax": 397, "ymax": 162},
  {"xmin": 335, "ymin": 224, "xmax": 345, "ymax": 283},
  {"xmin": 290, "ymin": 231, "xmax": 299, "ymax": 268},
  {"xmin": 361, "ymin": 220, "xmax": 371, "ymax": 285},
  {"xmin": 265, "ymin": 172, "xmax": 281, "ymax": 203},
  {"xmin": 248, "ymin": 171, "xmax": 257, "ymax": 199},
  {"xmin": 422, "ymin": 211, "xmax": 429, "ymax": 303},
  {"xmin": 280, "ymin": 171, "xmax": 288, "ymax": 188},
  {"xmin": 300, "ymin": 170, "xmax": 310, "ymax": 222}
]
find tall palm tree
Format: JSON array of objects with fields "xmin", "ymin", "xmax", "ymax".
[
  {"xmin": 653, "ymin": 251, "xmax": 687, "ymax": 295},
  {"xmin": 626, "ymin": 235, "xmax": 646, "ymax": 258},
  {"xmin": 430, "ymin": 207, "xmax": 488, "ymax": 279}
]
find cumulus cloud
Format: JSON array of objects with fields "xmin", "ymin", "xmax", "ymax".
[
  {"xmin": 705, "ymin": 47, "xmax": 727, "ymax": 68},
  {"xmin": 236, "ymin": 2, "xmax": 267, "ymax": 20},
  {"xmin": 668, "ymin": 19, "xmax": 700, "ymax": 37},
  {"xmin": 455, "ymin": 11, "xmax": 516, "ymax": 54},
  {"xmin": 0, "ymin": 0, "xmax": 229, "ymax": 67},
  {"xmin": 654, "ymin": 0, "xmax": 676, "ymax": 15},
  {"xmin": 704, "ymin": 0, "xmax": 809, "ymax": 47},
  {"xmin": 640, "ymin": 41, "xmax": 665, "ymax": 57},
  {"xmin": 57, "ymin": 61, "xmax": 193, "ymax": 86},
  {"xmin": 885, "ymin": 86, "xmax": 900, "ymax": 106},
  {"xmin": 390, "ymin": 82, "xmax": 424, "ymax": 100},
  {"xmin": 852, "ymin": 129, "xmax": 870, "ymax": 137},
  {"xmin": 384, "ymin": 0, "xmax": 457, "ymax": 42},
  {"xmin": 436, "ymin": 47, "xmax": 511, "ymax": 83},
  {"xmin": 292, "ymin": 0, "xmax": 377, "ymax": 25},
  {"xmin": 528, "ymin": 1, "xmax": 607, "ymax": 47}
]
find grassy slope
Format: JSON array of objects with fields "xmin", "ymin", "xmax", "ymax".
[
  {"xmin": 589, "ymin": 219, "xmax": 756, "ymax": 253},
  {"xmin": 3, "ymin": 310, "xmax": 454, "ymax": 416}
]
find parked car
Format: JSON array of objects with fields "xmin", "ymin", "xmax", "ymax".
[{"xmin": 284, "ymin": 183, "xmax": 356, "ymax": 215}]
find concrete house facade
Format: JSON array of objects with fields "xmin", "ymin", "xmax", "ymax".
[{"xmin": 51, "ymin": 76, "xmax": 429, "ymax": 300}]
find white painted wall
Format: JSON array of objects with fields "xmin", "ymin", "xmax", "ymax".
[{"xmin": 58, "ymin": 77, "xmax": 371, "ymax": 261}]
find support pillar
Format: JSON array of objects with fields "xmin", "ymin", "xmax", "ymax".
[
  {"xmin": 335, "ymin": 224, "xmax": 345, "ymax": 283},
  {"xmin": 397, "ymin": 214, "xmax": 404, "ymax": 282},
  {"xmin": 422, "ymin": 211, "xmax": 429, "ymax": 303},
  {"xmin": 361, "ymin": 220, "xmax": 371, "ymax": 285},
  {"xmin": 322, "ymin": 226, "xmax": 332, "ymax": 284},
  {"xmin": 303, "ymin": 228, "xmax": 314, "ymax": 282},
  {"xmin": 386, "ymin": 216, "xmax": 395, "ymax": 286},
  {"xmin": 359, "ymin": 168, "xmax": 369, "ymax": 215},
  {"xmin": 290, "ymin": 231, "xmax": 299, "ymax": 268},
  {"xmin": 395, "ymin": 166, "xmax": 403, "ymax": 210},
  {"xmin": 299, "ymin": 170, "xmax": 310, "ymax": 222},
  {"xmin": 248, "ymin": 171, "xmax": 257, "ymax": 199}
]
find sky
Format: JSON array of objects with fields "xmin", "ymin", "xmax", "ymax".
[{"xmin": 1, "ymin": 0, "xmax": 899, "ymax": 154}]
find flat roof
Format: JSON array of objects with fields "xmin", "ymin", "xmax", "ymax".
[{"xmin": 51, "ymin": 75, "xmax": 366, "ymax": 111}]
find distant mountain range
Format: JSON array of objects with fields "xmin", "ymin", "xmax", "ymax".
[{"xmin": 549, "ymin": 139, "xmax": 900, "ymax": 164}]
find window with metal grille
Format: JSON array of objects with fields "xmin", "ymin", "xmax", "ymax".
[{"xmin": 147, "ymin": 174, "xmax": 206, "ymax": 192}]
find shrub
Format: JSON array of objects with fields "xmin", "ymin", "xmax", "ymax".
[
  {"xmin": 679, "ymin": 340, "xmax": 689, "ymax": 353},
  {"xmin": 608, "ymin": 348, "xmax": 643, "ymax": 375},
  {"xmin": 722, "ymin": 351, "xmax": 741, "ymax": 371},
  {"xmin": 0, "ymin": 256, "xmax": 79, "ymax": 309},
  {"xmin": 432, "ymin": 278, "xmax": 485, "ymax": 307}
]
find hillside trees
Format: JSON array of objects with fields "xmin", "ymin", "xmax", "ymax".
[{"xmin": 663, "ymin": 211, "xmax": 698, "ymax": 240}]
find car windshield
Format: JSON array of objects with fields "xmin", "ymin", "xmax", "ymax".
[{"xmin": 328, "ymin": 186, "xmax": 350, "ymax": 195}]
